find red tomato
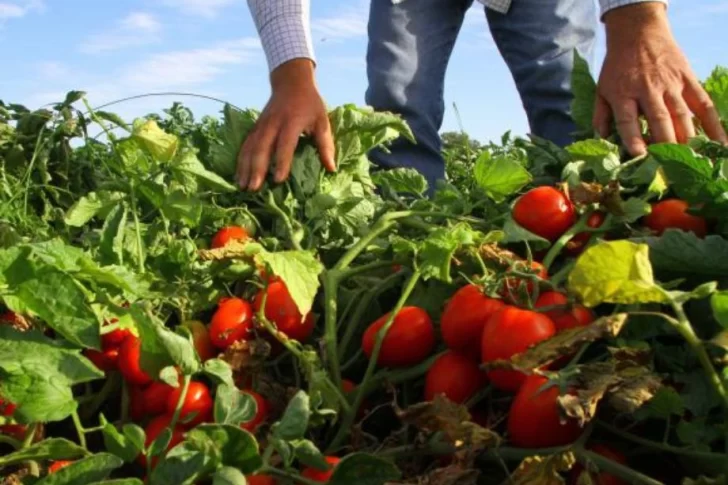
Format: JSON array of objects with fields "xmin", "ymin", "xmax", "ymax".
[
  {"xmin": 301, "ymin": 456, "xmax": 340, "ymax": 482},
  {"xmin": 0, "ymin": 311, "xmax": 24, "ymax": 326},
  {"xmin": 241, "ymin": 390, "xmax": 269, "ymax": 432},
  {"xmin": 166, "ymin": 381, "xmax": 213, "ymax": 427},
  {"xmin": 0, "ymin": 398, "xmax": 15, "ymax": 417},
  {"xmin": 117, "ymin": 335, "xmax": 152, "ymax": 386},
  {"xmin": 501, "ymin": 260, "xmax": 548, "ymax": 298},
  {"xmin": 211, "ymin": 225, "xmax": 250, "ymax": 249},
  {"xmin": 566, "ymin": 211, "xmax": 606, "ymax": 256},
  {"xmin": 440, "ymin": 284, "xmax": 505, "ymax": 360},
  {"xmin": 182, "ymin": 320, "xmax": 217, "ymax": 362},
  {"xmin": 424, "ymin": 351, "xmax": 487, "ymax": 404},
  {"xmin": 643, "ymin": 199, "xmax": 707, "ymax": 238},
  {"xmin": 341, "ymin": 379, "xmax": 356, "ymax": 394},
  {"xmin": 101, "ymin": 325, "xmax": 132, "ymax": 350},
  {"xmin": 142, "ymin": 381, "xmax": 176, "ymax": 416},
  {"xmin": 481, "ymin": 306, "xmax": 556, "ymax": 392},
  {"xmin": 507, "ymin": 375, "xmax": 583, "ymax": 448},
  {"xmin": 0, "ymin": 424, "xmax": 27, "ymax": 440},
  {"xmin": 246, "ymin": 475, "xmax": 277, "ymax": 485},
  {"xmin": 48, "ymin": 460, "xmax": 73, "ymax": 473},
  {"xmin": 140, "ymin": 414, "xmax": 185, "ymax": 469},
  {"xmin": 512, "ymin": 186, "xmax": 576, "ymax": 242},
  {"xmin": 569, "ymin": 444, "xmax": 628, "ymax": 485},
  {"xmin": 129, "ymin": 385, "xmax": 146, "ymax": 422},
  {"xmin": 253, "ymin": 280, "xmax": 315, "ymax": 342},
  {"xmin": 534, "ymin": 291, "xmax": 595, "ymax": 332},
  {"xmin": 84, "ymin": 347, "xmax": 119, "ymax": 372},
  {"xmin": 209, "ymin": 298, "xmax": 254, "ymax": 349},
  {"xmin": 362, "ymin": 306, "xmax": 435, "ymax": 368}
]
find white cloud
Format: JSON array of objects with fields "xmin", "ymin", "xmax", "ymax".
[
  {"xmin": 160, "ymin": 0, "xmax": 237, "ymax": 18},
  {"xmin": 312, "ymin": 3, "xmax": 368, "ymax": 42},
  {"xmin": 0, "ymin": 0, "xmax": 43, "ymax": 21},
  {"xmin": 79, "ymin": 11, "xmax": 161, "ymax": 54}
]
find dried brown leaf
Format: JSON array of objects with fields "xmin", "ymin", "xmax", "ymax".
[
  {"xmin": 198, "ymin": 240, "xmax": 260, "ymax": 261},
  {"xmin": 511, "ymin": 452, "xmax": 576, "ymax": 485}
]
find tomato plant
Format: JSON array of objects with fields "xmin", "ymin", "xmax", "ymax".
[
  {"xmin": 534, "ymin": 291, "xmax": 594, "ymax": 332},
  {"xmin": 211, "ymin": 225, "xmax": 250, "ymax": 249},
  {"xmin": 512, "ymin": 186, "xmax": 576, "ymax": 241},
  {"xmin": 643, "ymin": 198, "xmax": 707, "ymax": 237},
  {"xmin": 424, "ymin": 351, "xmax": 487, "ymax": 404},
  {"xmin": 117, "ymin": 335, "xmax": 153, "ymax": 386},
  {"xmin": 209, "ymin": 297, "xmax": 254, "ymax": 349},
  {"xmin": 566, "ymin": 211, "xmax": 605, "ymax": 256},
  {"xmin": 301, "ymin": 456, "xmax": 340, "ymax": 482},
  {"xmin": 569, "ymin": 444, "xmax": 628, "ymax": 485},
  {"xmin": 253, "ymin": 280, "xmax": 315, "ymax": 342},
  {"xmin": 166, "ymin": 381, "xmax": 214, "ymax": 427},
  {"xmin": 440, "ymin": 284, "xmax": 504, "ymax": 359},
  {"xmin": 181, "ymin": 320, "xmax": 217, "ymax": 361},
  {"xmin": 362, "ymin": 306, "xmax": 435, "ymax": 368},
  {"xmin": 240, "ymin": 390, "xmax": 269, "ymax": 432},
  {"xmin": 141, "ymin": 414, "xmax": 186, "ymax": 469}
]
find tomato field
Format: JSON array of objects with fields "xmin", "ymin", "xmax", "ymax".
[{"xmin": 0, "ymin": 55, "xmax": 728, "ymax": 485}]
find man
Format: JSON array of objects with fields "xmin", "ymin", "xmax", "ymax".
[{"xmin": 238, "ymin": 0, "xmax": 727, "ymax": 192}]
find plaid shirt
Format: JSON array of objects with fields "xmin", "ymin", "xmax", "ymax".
[{"xmin": 247, "ymin": 0, "xmax": 669, "ymax": 72}]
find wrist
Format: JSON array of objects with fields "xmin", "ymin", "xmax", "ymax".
[
  {"xmin": 271, "ymin": 58, "xmax": 316, "ymax": 93},
  {"xmin": 604, "ymin": 2, "xmax": 669, "ymax": 48}
]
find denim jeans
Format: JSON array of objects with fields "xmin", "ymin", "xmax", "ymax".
[{"xmin": 364, "ymin": 0, "xmax": 598, "ymax": 190}]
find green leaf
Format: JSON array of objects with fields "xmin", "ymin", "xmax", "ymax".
[
  {"xmin": 256, "ymin": 250, "xmax": 324, "ymax": 319},
  {"xmin": 273, "ymin": 391, "xmax": 310, "ymax": 441},
  {"xmin": 676, "ymin": 417, "xmax": 722, "ymax": 450},
  {"xmin": 0, "ymin": 438, "xmax": 87, "ymax": 467},
  {"xmin": 203, "ymin": 358, "xmax": 235, "ymax": 387},
  {"xmin": 212, "ymin": 467, "xmax": 247, "ymax": 485},
  {"xmin": 642, "ymin": 387, "xmax": 684, "ymax": 420},
  {"xmin": 64, "ymin": 192, "xmax": 126, "ymax": 227},
  {"xmin": 290, "ymin": 144, "xmax": 324, "ymax": 196},
  {"xmin": 567, "ymin": 240, "xmax": 669, "ymax": 307},
  {"xmin": 372, "ymin": 168, "xmax": 428, "ymax": 196},
  {"xmin": 290, "ymin": 439, "xmax": 328, "ymax": 470},
  {"xmin": 711, "ymin": 291, "xmax": 728, "ymax": 330},
  {"xmin": 62, "ymin": 91, "xmax": 86, "ymax": 106},
  {"xmin": 161, "ymin": 189, "xmax": 202, "ymax": 227},
  {"xmin": 214, "ymin": 383, "xmax": 256, "ymax": 426},
  {"xmin": 0, "ymin": 327, "xmax": 103, "ymax": 422},
  {"xmin": 99, "ymin": 204, "xmax": 128, "ymax": 265},
  {"xmin": 132, "ymin": 119, "xmax": 179, "ymax": 163},
  {"xmin": 634, "ymin": 231, "xmax": 728, "ymax": 278},
  {"xmin": 209, "ymin": 105, "xmax": 258, "ymax": 177},
  {"xmin": 89, "ymin": 480, "xmax": 144, "ymax": 485},
  {"xmin": 569, "ymin": 49, "xmax": 597, "ymax": 132},
  {"xmin": 173, "ymin": 150, "xmax": 237, "ymax": 192},
  {"xmin": 329, "ymin": 453, "xmax": 401, "ymax": 485},
  {"xmin": 500, "ymin": 215, "xmax": 551, "ymax": 250},
  {"xmin": 35, "ymin": 453, "xmax": 124, "ymax": 485},
  {"xmin": 704, "ymin": 66, "xmax": 728, "ymax": 121},
  {"xmin": 473, "ymin": 153, "xmax": 531, "ymax": 201},
  {"xmin": 417, "ymin": 223, "xmax": 492, "ymax": 283},
  {"xmin": 565, "ymin": 139, "xmax": 621, "ymax": 182},
  {"xmin": 95, "ymin": 111, "xmax": 130, "ymax": 131},
  {"xmin": 102, "ymin": 422, "xmax": 143, "ymax": 463},
  {"xmin": 648, "ymin": 144, "xmax": 720, "ymax": 204},
  {"xmin": 616, "ymin": 198, "xmax": 652, "ymax": 224}
]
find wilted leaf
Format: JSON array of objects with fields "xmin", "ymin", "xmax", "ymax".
[{"xmin": 510, "ymin": 453, "xmax": 575, "ymax": 485}]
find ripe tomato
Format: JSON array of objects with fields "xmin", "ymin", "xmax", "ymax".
[
  {"xmin": 166, "ymin": 381, "xmax": 213, "ymax": 427},
  {"xmin": 209, "ymin": 298, "xmax": 254, "ymax": 349},
  {"xmin": 568, "ymin": 444, "xmax": 628, "ymax": 485},
  {"xmin": 512, "ymin": 186, "xmax": 576, "ymax": 242},
  {"xmin": 507, "ymin": 375, "xmax": 583, "ymax": 448},
  {"xmin": 181, "ymin": 320, "xmax": 217, "ymax": 361},
  {"xmin": 481, "ymin": 306, "xmax": 555, "ymax": 392},
  {"xmin": 424, "ymin": 351, "xmax": 487, "ymax": 404},
  {"xmin": 0, "ymin": 424, "xmax": 27, "ymax": 440},
  {"xmin": 101, "ymin": 324, "xmax": 132, "ymax": 350},
  {"xmin": 566, "ymin": 211, "xmax": 605, "ymax": 256},
  {"xmin": 362, "ymin": 306, "xmax": 435, "ymax": 368},
  {"xmin": 253, "ymin": 280, "xmax": 315, "ymax": 342},
  {"xmin": 0, "ymin": 311, "xmax": 24, "ymax": 326},
  {"xmin": 84, "ymin": 347, "xmax": 119, "ymax": 372},
  {"xmin": 129, "ymin": 385, "xmax": 146, "ymax": 421},
  {"xmin": 211, "ymin": 225, "xmax": 250, "ymax": 249},
  {"xmin": 142, "ymin": 381, "xmax": 176, "ymax": 416},
  {"xmin": 534, "ymin": 291, "xmax": 595, "ymax": 332},
  {"xmin": 241, "ymin": 390, "xmax": 269, "ymax": 432},
  {"xmin": 117, "ymin": 335, "xmax": 152, "ymax": 387},
  {"xmin": 246, "ymin": 475, "xmax": 277, "ymax": 485},
  {"xmin": 440, "ymin": 284, "xmax": 505, "ymax": 360},
  {"xmin": 0, "ymin": 398, "xmax": 16, "ymax": 417},
  {"xmin": 301, "ymin": 456, "xmax": 340, "ymax": 482},
  {"xmin": 48, "ymin": 460, "xmax": 73, "ymax": 473},
  {"xmin": 140, "ymin": 414, "xmax": 185, "ymax": 469},
  {"xmin": 643, "ymin": 199, "xmax": 707, "ymax": 238},
  {"xmin": 501, "ymin": 260, "xmax": 548, "ymax": 299}
]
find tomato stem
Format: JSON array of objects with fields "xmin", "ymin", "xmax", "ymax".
[
  {"xmin": 265, "ymin": 191, "xmax": 303, "ymax": 251},
  {"xmin": 542, "ymin": 211, "xmax": 593, "ymax": 271},
  {"xmin": 169, "ymin": 375, "xmax": 191, "ymax": 430},
  {"xmin": 71, "ymin": 411, "xmax": 87, "ymax": 449},
  {"xmin": 257, "ymin": 467, "xmax": 321, "ymax": 485},
  {"xmin": 0, "ymin": 435, "xmax": 21, "ymax": 449}
]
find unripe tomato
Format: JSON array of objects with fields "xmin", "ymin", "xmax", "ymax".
[
  {"xmin": 246, "ymin": 475, "xmax": 277, "ymax": 485},
  {"xmin": 440, "ymin": 284, "xmax": 505, "ymax": 359},
  {"xmin": 241, "ymin": 390, "xmax": 269, "ymax": 432},
  {"xmin": 362, "ymin": 306, "xmax": 435, "ymax": 368},
  {"xmin": 166, "ymin": 381, "xmax": 213, "ymax": 427},
  {"xmin": 117, "ymin": 335, "xmax": 152, "ymax": 386},
  {"xmin": 568, "ymin": 444, "xmax": 628, "ymax": 485},
  {"xmin": 140, "ymin": 414, "xmax": 185, "ymax": 469},
  {"xmin": 566, "ymin": 211, "xmax": 606, "ymax": 256},
  {"xmin": 142, "ymin": 381, "xmax": 176, "ymax": 416},
  {"xmin": 181, "ymin": 320, "xmax": 217, "ymax": 361},
  {"xmin": 643, "ymin": 199, "xmax": 707, "ymax": 238},
  {"xmin": 301, "ymin": 456, "xmax": 340, "ymax": 482},
  {"xmin": 507, "ymin": 375, "xmax": 583, "ymax": 448},
  {"xmin": 209, "ymin": 298, "xmax": 254, "ymax": 349},
  {"xmin": 211, "ymin": 225, "xmax": 250, "ymax": 249},
  {"xmin": 48, "ymin": 460, "xmax": 73, "ymax": 473},
  {"xmin": 481, "ymin": 306, "xmax": 555, "ymax": 392},
  {"xmin": 534, "ymin": 291, "xmax": 595, "ymax": 332},
  {"xmin": 253, "ymin": 280, "xmax": 314, "ymax": 342},
  {"xmin": 512, "ymin": 186, "xmax": 576, "ymax": 241},
  {"xmin": 424, "ymin": 351, "xmax": 487, "ymax": 404}
]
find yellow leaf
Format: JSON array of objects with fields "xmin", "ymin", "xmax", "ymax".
[{"xmin": 132, "ymin": 119, "xmax": 179, "ymax": 163}]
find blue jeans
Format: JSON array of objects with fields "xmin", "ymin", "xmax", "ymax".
[{"xmin": 365, "ymin": 0, "xmax": 598, "ymax": 190}]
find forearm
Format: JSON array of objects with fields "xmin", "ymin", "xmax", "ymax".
[{"xmin": 246, "ymin": 0, "xmax": 315, "ymax": 73}]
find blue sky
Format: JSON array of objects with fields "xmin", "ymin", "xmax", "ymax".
[{"xmin": 1, "ymin": 0, "xmax": 726, "ymax": 143}]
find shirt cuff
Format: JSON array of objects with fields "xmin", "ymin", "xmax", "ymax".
[
  {"xmin": 253, "ymin": 4, "xmax": 315, "ymax": 73},
  {"xmin": 599, "ymin": 0, "xmax": 668, "ymax": 19}
]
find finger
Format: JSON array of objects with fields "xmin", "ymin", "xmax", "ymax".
[
  {"xmin": 247, "ymin": 122, "xmax": 279, "ymax": 191},
  {"xmin": 592, "ymin": 94, "xmax": 611, "ymax": 138},
  {"xmin": 665, "ymin": 91, "xmax": 695, "ymax": 143},
  {"xmin": 684, "ymin": 77, "xmax": 728, "ymax": 144},
  {"xmin": 315, "ymin": 116, "xmax": 336, "ymax": 172},
  {"xmin": 237, "ymin": 134, "xmax": 255, "ymax": 190},
  {"xmin": 640, "ymin": 92, "xmax": 676, "ymax": 144},
  {"xmin": 273, "ymin": 123, "xmax": 302, "ymax": 184},
  {"xmin": 612, "ymin": 99, "xmax": 646, "ymax": 155}
]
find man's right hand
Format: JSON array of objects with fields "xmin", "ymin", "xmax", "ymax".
[{"xmin": 237, "ymin": 59, "xmax": 336, "ymax": 192}]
